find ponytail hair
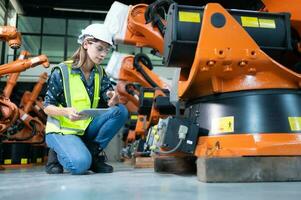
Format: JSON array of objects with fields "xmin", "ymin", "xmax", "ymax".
[{"xmin": 71, "ymin": 45, "xmax": 87, "ymax": 68}]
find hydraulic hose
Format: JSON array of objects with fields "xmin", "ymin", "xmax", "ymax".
[
  {"xmin": 125, "ymin": 83, "xmax": 138, "ymax": 96},
  {"xmin": 145, "ymin": 0, "xmax": 174, "ymax": 36},
  {"xmin": 133, "ymin": 53, "xmax": 160, "ymax": 88}
]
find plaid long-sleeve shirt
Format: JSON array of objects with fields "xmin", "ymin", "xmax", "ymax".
[{"xmin": 44, "ymin": 64, "xmax": 113, "ymax": 108}]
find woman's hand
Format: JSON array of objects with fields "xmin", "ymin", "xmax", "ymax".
[
  {"xmin": 64, "ymin": 107, "xmax": 82, "ymax": 121},
  {"xmin": 107, "ymin": 90, "xmax": 119, "ymax": 107}
]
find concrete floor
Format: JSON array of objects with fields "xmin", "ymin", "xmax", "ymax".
[{"xmin": 1, "ymin": 163, "xmax": 301, "ymax": 200}]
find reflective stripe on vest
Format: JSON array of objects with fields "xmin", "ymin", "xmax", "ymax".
[{"xmin": 45, "ymin": 61, "xmax": 103, "ymax": 135}]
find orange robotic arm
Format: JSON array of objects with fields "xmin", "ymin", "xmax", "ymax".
[
  {"xmin": 21, "ymin": 72, "xmax": 48, "ymax": 113},
  {"xmin": 0, "ymin": 97, "xmax": 19, "ymax": 134},
  {"xmin": 106, "ymin": 0, "xmax": 301, "ymax": 100},
  {"xmin": 105, "ymin": 1, "xmax": 173, "ymax": 54},
  {"xmin": 111, "ymin": 1, "xmax": 301, "ymax": 159},
  {"xmin": 20, "ymin": 72, "xmax": 48, "ymax": 123},
  {"xmin": 0, "ymin": 55, "xmax": 49, "ymax": 76},
  {"xmin": 116, "ymin": 53, "xmax": 172, "ymax": 140},
  {"xmin": 114, "ymin": 52, "xmax": 166, "ymax": 109},
  {"xmin": 117, "ymin": 53, "xmax": 166, "ymax": 114},
  {"xmin": 105, "ymin": 1, "xmax": 173, "ymax": 142},
  {"xmin": 3, "ymin": 50, "xmax": 31, "ymax": 98},
  {"xmin": 1, "ymin": 52, "xmax": 49, "ymax": 141},
  {"xmin": 4, "ymin": 108, "xmax": 45, "ymax": 144},
  {"xmin": 1, "ymin": 51, "xmax": 30, "ymax": 135},
  {"xmin": 0, "ymin": 26, "xmax": 22, "ymax": 49}
]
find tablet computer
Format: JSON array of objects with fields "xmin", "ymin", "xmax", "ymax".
[{"xmin": 79, "ymin": 108, "xmax": 109, "ymax": 118}]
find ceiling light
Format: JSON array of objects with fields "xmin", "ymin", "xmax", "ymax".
[{"xmin": 53, "ymin": 7, "xmax": 108, "ymax": 14}]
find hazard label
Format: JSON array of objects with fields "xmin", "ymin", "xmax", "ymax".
[
  {"xmin": 288, "ymin": 117, "xmax": 301, "ymax": 131},
  {"xmin": 211, "ymin": 116, "xmax": 234, "ymax": 134}
]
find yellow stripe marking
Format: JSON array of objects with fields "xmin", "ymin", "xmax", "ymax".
[{"xmin": 179, "ymin": 11, "xmax": 201, "ymax": 23}]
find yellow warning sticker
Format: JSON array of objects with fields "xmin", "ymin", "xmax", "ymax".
[
  {"xmin": 211, "ymin": 116, "xmax": 234, "ymax": 134},
  {"xmin": 241, "ymin": 16, "xmax": 259, "ymax": 28},
  {"xmin": 4, "ymin": 159, "xmax": 12, "ymax": 165},
  {"xmin": 288, "ymin": 117, "xmax": 301, "ymax": 131},
  {"xmin": 144, "ymin": 92, "xmax": 154, "ymax": 98},
  {"xmin": 259, "ymin": 18, "xmax": 276, "ymax": 29},
  {"xmin": 21, "ymin": 158, "xmax": 28, "ymax": 165},
  {"xmin": 36, "ymin": 158, "xmax": 42, "ymax": 163},
  {"xmin": 130, "ymin": 115, "xmax": 138, "ymax": 120},
  {"xmin": 179, "ymin": 11, "xmax": 201, "ymax": 23}
]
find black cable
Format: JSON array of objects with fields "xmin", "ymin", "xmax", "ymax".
[
  {"xmin": 144, "ymin": 0, "xmax": 175, "ymax": 36},
  {"xmin": 125, "ymin": 83, "xmax": 138, "ymax": 96},
  {"xmin": 133, "ymin": 53, "xmax": 159, "ymax": 88},
  {"xmin": 5, "ymin": 120, "xmax": 45, "ymax": 144},
  {"xmin": 29, "ymin": 121, "xmax": 36, "ymax": 136}
]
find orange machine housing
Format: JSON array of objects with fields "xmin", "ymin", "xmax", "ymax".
[
  {"xmin": 122, "ymin": 4, "xmax": 164, "ymax": 54},
  {"xmin": 172, "ymin": 3, "xmax": 301, "ymax": 157}
]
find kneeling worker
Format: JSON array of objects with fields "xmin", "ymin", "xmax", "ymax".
[{"xmin": 43, "ymin": 23, "xmax": 128, "ymax": 175}]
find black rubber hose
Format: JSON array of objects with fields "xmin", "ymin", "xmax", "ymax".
[
  {"xmin": 6, "ymin": 122, "xmax": 34, "ymax": 142},
  {"xmin": 152, "ymin": 15, "xmax": 166, "ymax": 35},
  {"xmin": 133, "ymin": 53, "xmax": 160, "ymax": 88},
  {"xmin": 125, "ymin": 83, "xmax": 137, "ymax": 96},
  {"xmin": 144, "ymin": 0, "xmax": 174, "ymax": 36},
  {"xmin": 134, "ymin": 53, "xmax": 153, "ymax": 70},
  {"xmin": 29, "ymin": 121, "xmax": 37, "ymax": 136}
]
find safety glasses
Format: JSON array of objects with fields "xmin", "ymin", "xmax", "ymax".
[{"xmin": 90, "ymin": 42, "xmax": 112, "ymax": 54}]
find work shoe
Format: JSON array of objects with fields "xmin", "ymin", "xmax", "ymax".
[
  {"xmin": 45, "ymin": 149, "xmax": 63, "ymax": 174},
  {"xmin": 90, "ymin": 150, "xmax": 113, "ymax": 173},
  {"xmin": 86, "ymin": 142, "xmax": 113, "ymax": 173}
]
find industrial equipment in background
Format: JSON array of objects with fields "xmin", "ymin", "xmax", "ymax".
[
  {"xmin": 105, "ymin": 0, "xmax": 301, "ymax": 182},
  {"xmin": 0, "ymin": 26, "xmax": 50, "ymax": 169}
]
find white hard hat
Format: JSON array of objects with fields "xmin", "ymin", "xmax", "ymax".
[{"xmin": 77, "ymin": 23, "xmax": 113, "ymax": 45}]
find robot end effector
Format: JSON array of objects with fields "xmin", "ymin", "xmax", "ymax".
[{"xmin": 0, "ymin": 26, "xmax": 22, "ymax": 49}]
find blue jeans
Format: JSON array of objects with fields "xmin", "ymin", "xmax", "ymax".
[{"xmin": 46, "ymin": 104, "xmax": 128, "ymax": 175}]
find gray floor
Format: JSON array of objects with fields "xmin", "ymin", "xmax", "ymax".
[{"xmin": 1, "ymin": 163, "xmax": 301, "ymax": 200}]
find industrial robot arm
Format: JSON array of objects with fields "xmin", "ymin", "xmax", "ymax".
[
  {"xmin": 0, "ymin": 26, "xmax": 22, "ymax": 49},
  {"xmin": 20, "ymin": 72, "xmax": 48, "ymax": 123},
  {"xmin": 0, "ymin": 54, "xmax": 49, "ymax": 76},
  {"xmin": 104, "ymin": 0, "xmax": 173, "ymax": 54},
  {"xmin": 105, "ymin": 1, "xmax": 176, "ymax": 146},
  {"xmin": 106, "ymin": 1, "xmax": 301, "ymax": 159},
  {"xmin": 3, "ymin": 50, "xmax": 31, "ymax": 98},
  {"xmin": 1, "ymin": 51, "xmax": 49, "ymax": 142}
]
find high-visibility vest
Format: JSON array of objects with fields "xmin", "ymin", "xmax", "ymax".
[{"xmin": 45, "ymin": 60, "xmax": 103, "ymax": 135}]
